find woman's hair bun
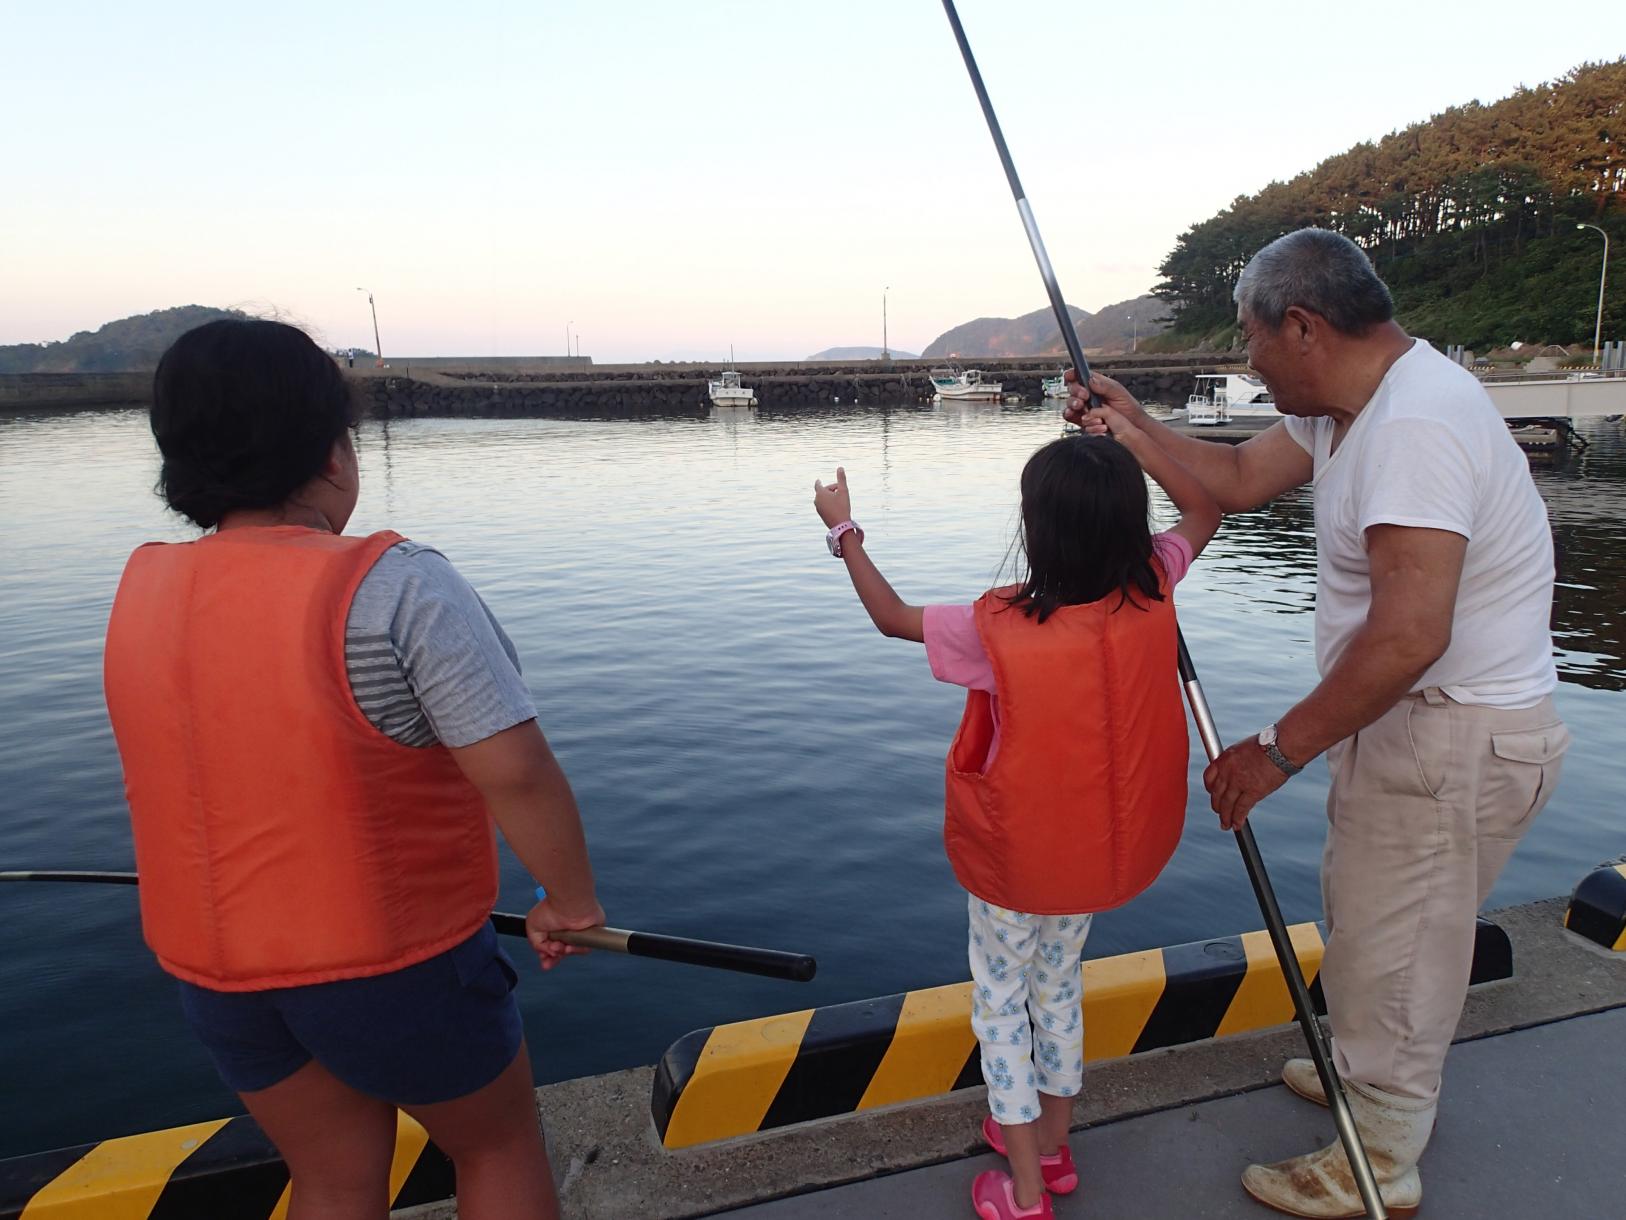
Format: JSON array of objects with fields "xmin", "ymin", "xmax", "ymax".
[{"xmin": 150, "ymin": 318, "xmax": 357, "ymax": 528}]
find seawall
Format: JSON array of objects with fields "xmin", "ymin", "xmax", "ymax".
[
  {"xmin": 0, "ymin": 372, "xmax": 148, "ymax": 411},
  {"xmin": 352, "ymin": 355, "xmax": 1237, "ymax": 418},
  {"xmin": 0, "ymin": 356, "xmax": 1241, "ymax": 418}
]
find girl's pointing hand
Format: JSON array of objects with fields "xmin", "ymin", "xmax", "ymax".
[{"xmin": 814, "ymin": 466, "xmax": 853, "ymax": 528}]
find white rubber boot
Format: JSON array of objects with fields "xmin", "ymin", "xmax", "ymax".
[
  {"xmin": 1241, "ymin": 1079, "xmax": 1432, "ymax": 1218},
  {"xmin": 1282, "ymin": 1058, "xmax": 1328, "ymax": 1106}
]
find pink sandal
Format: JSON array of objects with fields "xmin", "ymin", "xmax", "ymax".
[
  {"xmin": 981, "ymin": 1115, "xmax": 1079, "ymax": 1195},
  {"xmin": 972, "ymin": 1170, "xmax": 1055, "ymax": 1219}
]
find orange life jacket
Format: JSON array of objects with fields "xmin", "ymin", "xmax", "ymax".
[
  {"xmin": 103, "ymin": 526, "xmax": 499, "ymax": 991},
  {"xmin": 943, "ymin": 579, "xmax": 1188, "ymax": 915}
]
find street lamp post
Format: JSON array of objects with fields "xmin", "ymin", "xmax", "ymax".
[
  {"xmin": 1128, "ymin": 313, "xmax": 1138, "ymax": 353},
  {"xmin": 566, "ymin": 321, "xmax": 573, "ymax": 360},
  {"xmin": 882, "ymin": 286, "xmax": 890, "ymax": 360},
  {"xmin": 355, "ymin": 288, "xmax": 383, "ymax": 367},
  {"xmin": 1577, "ymin": 223, "xmax": 1609, "ymax": 367}
]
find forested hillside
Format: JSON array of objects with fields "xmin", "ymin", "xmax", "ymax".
[
  {"xmin": 0, "ymin": 306, "xmax": 248, "ymax": 373},
  {"xmin": 1153, "ymin": 60, "xmax": 1624, "ymax": 350}
]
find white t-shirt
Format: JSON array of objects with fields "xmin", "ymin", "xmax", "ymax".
[{"xmin": 1283, "ymin": 340, "xmax": 1556, "ymax": 708}]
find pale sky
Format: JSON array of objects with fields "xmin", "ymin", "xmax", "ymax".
[{"xmin": 3, "ymin": 1, "xmax": 1620, "ymax": 362}]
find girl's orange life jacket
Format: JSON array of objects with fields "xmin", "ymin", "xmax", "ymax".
[
  {"xmin": 103, "ymin": 526, "xmax": 498, "ymax": 991},
  {"xmin": 943, "ymin": 578, "xmax": 1188, "ymax": 915}
]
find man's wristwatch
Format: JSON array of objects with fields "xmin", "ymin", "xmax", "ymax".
[
  {"xmin": 1258, "ymin": 723, "xmax": 1302, "ymax": 777},
  {"xmin": 826, "ymin": 520, "xmax": 863, "ymax": 558}
]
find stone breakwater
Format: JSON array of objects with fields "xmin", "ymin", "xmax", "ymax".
[
  {"xmin": 0, "ymin": 356, "xmax": 1243, "ymax": 417},
  {"xmin": 354, "ymin": 357, "xmax": 1236, "ymax": 418},
  {"xmin": 0, "ymin": 372, "xmax": 148, "ymax": 410}
]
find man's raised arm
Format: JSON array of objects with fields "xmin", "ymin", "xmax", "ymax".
[{"xmin": 1064, "ymin": 370, "xmax": 1310, "ymax": 513}]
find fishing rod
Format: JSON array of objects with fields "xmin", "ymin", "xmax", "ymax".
[
  {"xmin": 936, "ymin": 4, "xmax": 1386, "ymax": 1217},
  {"xmin": 0, "ymin": 870, "xmax": 816, "ymax": 984}
]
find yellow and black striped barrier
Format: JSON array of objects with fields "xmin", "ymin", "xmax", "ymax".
[
  {"xmin": 1565, "ymin": 862, "xmax": 1626, "ymax": 951},
  {"xmin": 0, "ymin": 1110, "xmax": 450, "ymax": 1219},
  {"xmin": 651, "ymin": 917, "xmax": 1512, "ymax": 1149}
]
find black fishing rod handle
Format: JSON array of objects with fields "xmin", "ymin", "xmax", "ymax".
[{"xmin": 624, "ymin": 932, "xmax": 818, "ymax": 983}]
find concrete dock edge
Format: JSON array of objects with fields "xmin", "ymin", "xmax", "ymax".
[
  {"xmin": 498, "ymin": 897, "xmax": 1626, "ymax": 1219},
  {"xmin": 6, "ymin": 897, "xmax": 1620, "ymax": 1219}
]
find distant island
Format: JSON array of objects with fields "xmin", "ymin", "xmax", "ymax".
[
  {"xmin": 0, "ymin": 306, "xmax": 253, "ymax": 374},
  {"xmin": 805, "ymin": 345, "xmax": 919, "ymax": 361},
  {"xmin": 920, "ymin": 294, "xmax": 1165, "ymax": 359}
]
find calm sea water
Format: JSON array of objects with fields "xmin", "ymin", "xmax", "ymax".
[{"xmin": 1, "ymin": 403, "xmax": 1622, "ymax": 1158}]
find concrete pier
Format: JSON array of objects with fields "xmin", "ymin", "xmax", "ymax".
[
  {"xmin": 1158, "ymin": 414, "xmax": 1576, "ymax": 451},
  {"xmin": 404, "ymin": 896, "xmax": 1623, "ymax": 1218},
  {"xmin": 721, "ymin": 1009, "xmax": 1626, "ymax": 1217},
  {"xmin": 4, "ymin": 896, "xmax": 1619, "ymax": 1217}
]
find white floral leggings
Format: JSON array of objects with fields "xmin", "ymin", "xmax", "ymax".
[{"xmin": 967, "ymin": 893, "xmax": 1093, "ymax": 1124}]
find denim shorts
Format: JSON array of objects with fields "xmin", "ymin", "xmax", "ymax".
[{"xmin": 177, "ymin": 922, "xmax": 523, "ymax": 1105}]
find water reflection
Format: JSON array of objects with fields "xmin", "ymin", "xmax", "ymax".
[{"xmin": 1201, "ymin": 491, "xmax": 1320, "ymax": 617}]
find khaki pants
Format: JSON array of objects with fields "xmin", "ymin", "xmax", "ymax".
[{"xmin": 1320, "ymin": 688, "xmax": 1568, "ymax": 1103}]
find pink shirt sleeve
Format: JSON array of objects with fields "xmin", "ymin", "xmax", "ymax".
[
  {"xmin": 923, "ymin": 604, "xmax": 996, "ymax": 692},
  {"xmin": 1152, "ymin": 531, "xmax": 1195, "ymax": 588},
  {"xmin": 925, "ymin": 542, "xmax": 1190, "ymax": 692}
]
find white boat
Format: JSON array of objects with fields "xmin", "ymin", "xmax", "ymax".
[
  {"xmin": 1041, "ymin": 373, "xmax": 1068, "ymax": 399},
  {"xmin": 708, "ymin": 368, "xmax": 757, "ymax": 408},
  {"xmin": 929, "ymin": 366, "xmax": 1002, "ymax": 401},
  {"xmin": 1180, "ymin": 372, "xmax": 1276, "ymax": 425}
]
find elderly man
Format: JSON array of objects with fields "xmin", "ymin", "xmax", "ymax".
[{"xmin": 1067, "ymin": 228, "xmax": 1569, "ymax": 1217}]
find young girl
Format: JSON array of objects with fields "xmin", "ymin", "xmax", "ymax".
[{"xmin": 813, "ymin": 407, "xmax": 1219, "ymax": 1220}]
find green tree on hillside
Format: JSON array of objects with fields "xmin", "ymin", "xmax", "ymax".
[{"xmin": 1154, "ymin": 60, "xmax": 1624, "ymax": 350}]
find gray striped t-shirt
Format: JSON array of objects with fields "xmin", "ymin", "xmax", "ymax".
[{"xmin": 343, "ymin": 541, "xmax": 537, "ymax": 748}]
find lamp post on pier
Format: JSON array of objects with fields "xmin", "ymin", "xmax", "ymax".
[
  {"xmin": 1127, "ymin": 312, "xmax": 1138, "ymax": 353},
  {"xmin": 882, "ymin": 286, "xmax": 890, "ymax": 361},
  {"xmin": 1577, "ymin": 223, "xmax": 1609, "ymax": 368},
  {"xmin": 355, "ymin": 288, "xmax": 383, "ymax": 367},
  {"xmin": 565, "ymin": 321, "xmax": 573, "ymax": 360}
]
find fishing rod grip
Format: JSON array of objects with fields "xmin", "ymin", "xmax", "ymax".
[
  {"xmin": 488, "ymin": 912, "xmax": 816, "ymax": 982},
  {"xmin": 602, "ymin": 928, "xmax": 817, "ymax": 983},
  {"xmin": 1, "ymin": 878, "xmax": 817, "ymax": 984}
]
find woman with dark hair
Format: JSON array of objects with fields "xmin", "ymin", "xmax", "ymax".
[
  {"xmin": 104, "ymin": 318, "xmax": 599, "ymax": 1219},
  {"xmin": 811, "ymin": 415, "xmax": 1219, "ymax": 1220}
]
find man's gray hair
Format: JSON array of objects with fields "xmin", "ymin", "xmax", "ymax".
[{"xmin": 1233, "ymin": 229, "xmax": 1395, "ymax": 335}]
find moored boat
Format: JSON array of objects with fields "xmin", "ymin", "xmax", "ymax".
[
  {"xmin": 1178, "ymin": 372, "xmax": 1275, "ymax": 425},
  {"xmin": 708, "ymin": 369, "xmax": 757, "ymax": 408},
  {"xmin": 929, "ymin": 366, "xmax": 1002, "ymax": 402}
]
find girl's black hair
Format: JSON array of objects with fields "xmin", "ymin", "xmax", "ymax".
[
  {"xmin": 150, "ymin": 318, "xmax": 358, "ymax": 529},
  {"xmin": 1003, "ymin": 434, "xmax": 1163, "ymax": 622}
]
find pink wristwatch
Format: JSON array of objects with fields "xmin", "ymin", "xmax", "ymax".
[{"xmin": 826, "ymin": 520, "xmax": 864, "ymax": 558}]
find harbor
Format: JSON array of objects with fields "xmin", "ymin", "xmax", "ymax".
[{"xmin": 2, "ymin": 7, "xmax": 1619, "ymax": 1213}]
